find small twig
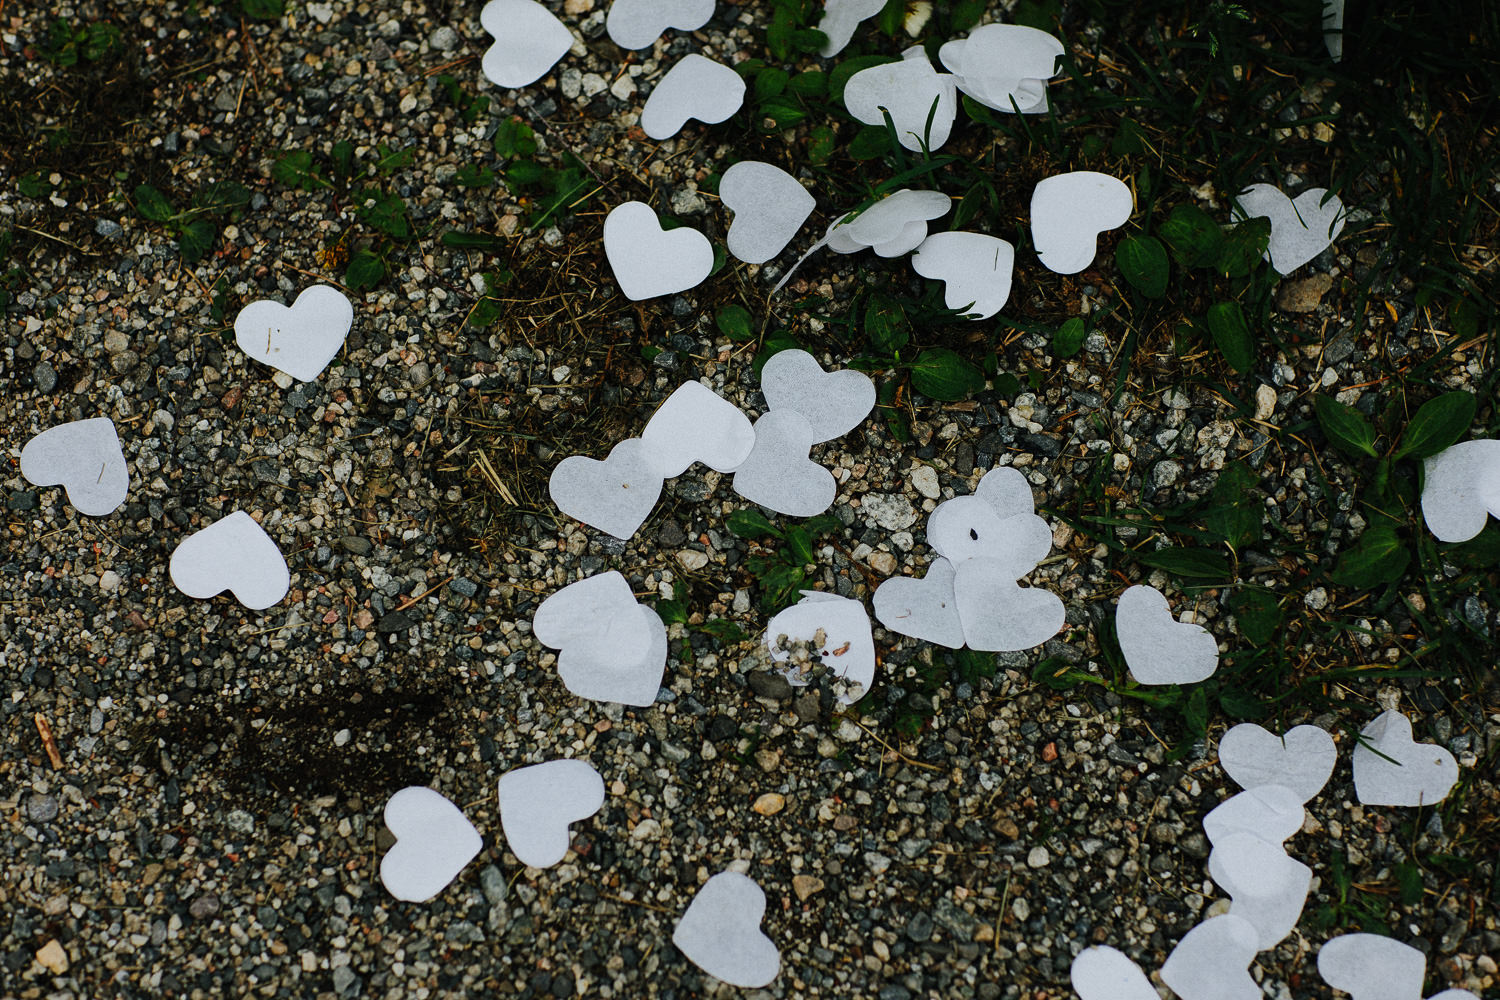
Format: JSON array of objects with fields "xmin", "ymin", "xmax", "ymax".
[
  {"xmin": 34, "ymin": 714, "xmax": 64, "ymax": 770},
  {"xmin": 849, "ymin": 718, "xmax": 941, "ymax": 771},
  {"xmin": 597, "ymin": 891, "xmax": 672, "ymax": 915},
  {"xmin": 396, "ymin": 574, "xmax": 456, "ymax": 612}
]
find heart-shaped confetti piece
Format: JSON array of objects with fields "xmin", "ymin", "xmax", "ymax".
[
  {"xmin": 719, "ymin": 160, "xmax": 816, "ymax": 265},
  {"xmin": 603, "ymin": 201, "xmax": 715, "ymax": 302},
  {"xmin": 911, "ymin": 231, "xmax": 1015, "ymax": 319},
  {"xmin": 479, "ymin": 0, "xmax": 574, "ymax": 88},
  {"xmin": 764, "ymin": 591, "xmax": 875, "ymax": 702},
  {"xmin": 1419, "ymin": 439, "xmax": 1500, "ymax": 543},
  {"xmin": 926, "ymin": 495, "xmax": 1051, "ymax": 572},
  {"xmin": 1208, "ymin": 832, "xmax": 1312, "ymax": 949},
  {"xmin": 640, "ymin": 54, "xmax": 745, "ymax": 140},
  {"xmin": 379, "ymin": 786, "xmax": 482, "ymax": 902},
  {"xmin": 816, "ymin": 0, "xmax": 885, "ymax": 56},
  {"xmin": 1232, "ymin": 183, "xmax": 1346, "ymax": 275},
  {"xmin": 842, "ymin": 48, "xmax": 958, "ymax": 152},
  {"xmin": 549, "ymin": 437, "xmax": 665, "ymax": 540},
  {"xmin": 534, "ymin": 571, "xmax": 668, "ymax": 706},
  {"xmin": 606, "ymin": 0, "xmax": 714, "ymax": 50},
  {"xmin": 1030, "ymin": 171, "xmax": 1133, "ymax": 274},
  {"xmin": 1218, "ymin": 722, "xmax": 1336, "ymax": 803},
  {"xmin": 953, "ymin": 558, "xmax": 1065, "ymax": 652},
  {"xmin": 640, "ymin": 380, "xmax": 756, "ymax": 478},
  {"xmin": 1203, "ymin": 785, "xmax": 1305, "ymax": 846},
  {"xmin": 1159, "ymin": 914, "xmax": 1261, "ymax": 1000},
  {"xmin": 169, "ymin": 510, "xmax": 289, "ymax": 610},
  {"xmin": 498, "ymin": 759, "xmax": 605, "ymax": 869},
  {"xmin": 940, "ymin": 23, "xmax": 1063, "ymax": 112},
  {"xmin": 234, "ymin": 284, "xmax": 352, "ymax": 382},
  {"xmin": 1352, "ymin": 710, "xmax": 1459, "ymax": 807},
  {"xmin": 673, "ymin": 871, "xmax": 780, "ymax": 987},
  {"xmin": 758, "ymin": 348, "xmax": 876, "ymax": 444},
  {"xmin": 873, "ymin": 557, "xmax": 966, "ymax": 648},
  {"xmin": 1318, "ymin": 934, "xmax": 1430, "ymax": 1000},
  {"xmin": 1114, "ymin": 584, "xmax": 1219, "ymax": 685},
  {"xmin": 731, "ymin": 410, "xmax": 836, "ymax": 517},
  {"xmin": 1070, "ymin": 946, "xmax": 1159, "ymax": 1000},
  {"xmin": 19, "ymin": 417, "xmax": 129, "ymax": 517}
]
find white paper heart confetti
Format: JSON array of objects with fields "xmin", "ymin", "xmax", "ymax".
[
  {"xmin": 1159, "ymin": 914, "xmax": 1261, "ymax": 1000},
  {"xmin": 640, "ymin": 53, "xmax": 745, "ymax": 140},
  {"xmin": 1219, "ymin": 722, "xmax": 1337, "ymax": 803},
  {"xmin": 911, "ymin": 231, "xmax": 1015, "ymax": 320},
  {"xmin": 1208, "ymin": 832, "xmax": 1312, "ymax": 950},
  {"xmin": 953, "ymin": 558, "xmax": 1065, "ymax": 652},
  {"xmin": 1232, "ymin": 183, "xmax": 1346, "ymax": 275},
  {"xmin": 640, "ymin": 380, "xmax": 756, "ymax": 478},
  {"xmin": 765, "ymin": 591, "xmax": 875, "ymax": 702},
  {"xmin": 828, "ymin": 189, "xmax": 951, "ymax": 258},
  {"xmin": 816, "ymin": 0, "xmax": 885, "ymax": 56},
  {"xmin": 533, "ymin": 571, "xmax": 667, "ymax": 706},
  {"xmin": 925, "ymin": 494, "xmax": 1051, "ymax": 573},
  {"xmin": 1031, "ymin": 171, "xmax": 1133, "ymax": 274},
  {"xmin": 872, "ymin": 557, "xmax": 966, "ymax": 648},
  {"xmin": 1352, "ymin": 710, "xmax": 1459, "ymax": 807},
  {"xmin": 234, "ymin": 284, "xmax": 352, "ymax": 382},
  {"xmin": 939, "ymin": 23, "xmax": 1064, "ymax": 113},
  {"xmin": 480, "ymin": 0, "xmax": 574, "ymax": 88},
  {"xmin": 1420, "ymin": 439, "xmax": 1500, "ymax": 543},
  {"xmin": 843, "ymin": 47, "xmax": 958, "ymax": 152},
  {"xmin": 1318, "ymin": 934, "xmax": 1476, "ymax": 1000},
  {"xmin": 1202, "ymin": 785, "xmax": 1306, "ymax": 847},
  {"xmin": 169, "ymin": 510, "xmax": 289, "ymax": 610},
  {"xmin": 731, "ymin": 410, "xmax": 836, "ymax": 517},
  {"xmin": 719, "ymin": 160, "xmax": 815, "ymax": 265},
  {"xmin": 604, "ymin": 201, "xmax": 714, "ymax": 302},
  {"xmin": 550, "ymin": 437, "xmax": 664, "ymax": 539},
  {"xmin": 1070, "ymin": 945, "xmax": 1159, "ymax": 1000},
  {"xmin": 758, "ymin": 348, "xmax": 876, "ymax": 444},
  {"xmin": 379, "ymin": 786, "xmax": 483, "ymax": 902},
  {"xmin": 1114, "ymin": 584, "xmax": 1219, "ymax": 685},
  {"xmin": 19, "ymin": 417, "xmax": 129, "ymax": 516},
  {"xmin": 673, "ymin": 871, "xmax": 780, "ymax": 988},
  {"xmin": 606, "ymin": 0, "xmax": 714, "ymax": 50},
  {"xmin": 497, "ymin": 758, "xmax": 605, "ymax": 869}
]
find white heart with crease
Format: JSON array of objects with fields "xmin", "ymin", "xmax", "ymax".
[
  {"xmin": 480, "ymin": 0, "xmax": 573, "ymax": 88},
  {"xmin": 816, "ymin": 0, "xmax": 884, "ymax": 56},
  {"xmin": 1208, "ymin": 832, "xmax": 1312, "ymax": 950},
  {"xmin": 379, "ymin": 786, "xmax": 483, "ymax": 902},
  {"xmin": 19, "ymin": 417, "xmax": 129, "ymax": 516},
  {"xmin": 1115, "ymin": 584, "xmax": 1219, "ymax": 685},
  {"xmin": 1318, "ymin": 934, "xmax": 1477, "ymax": 1000},
  {"xmin": 498, "ymin": 759, "xmax": 605, "ymax": 869},
  {"xmin": 1353, "ymin": 710, "xmax": 1459, "ymax": 807},
  {"xmin": 940, "ymin": 23, "xmax": 1063, "ymax": 113},
  {"xmin": 673, "ymin": 871, "xmax": 780, "ymax": 988},
  {"xmin": 1031, "ymin": 172, "xmax": 1133, "ymax": 274},
  {"xmin": 1420, "ymin": 439, "xmax": 1500, "ymax": 543},
  {"xmin": 719, "ymin": 160, "xmax": 815, "ymax": 265},
  {"xmin": 606, "ymin": 0, "xmax": 714, "ymax": 50},
  {"xmin": 843, "ymin": 47, "xmax": 958, "ymax": 152},
  {"xmin": 731, "ymin": 410, "xmax": 836, "ymax": 517},
  {"xmin": 234, "ymin": 284, "xmax": 352, "ymax": 382},
  {"xmin": 169, "ymin": 510, "xmax": 289, "ymax": 610},
  {"xmin": 953, "ymin": 558, "xmax": 1065, "ymax": 652},
  {"xmin": 873, "ymin": 557, "xmax": 966, "ymax": 648},
  {"xmin": 765, "ymin": 592, "xmax": 875, "ymax": 702},
  {"xmin": 640, "ymin": 380, "xmax": 755, "ymax": 477},
  {"xmin": 1159, "ymin": 914, "xmax": 1262, "ymax": 1000},
  {"xmin": 759, "ymin": 348, "xmax": 875, "ymax": 443},
  {"xmin": 828, "ymin": 189, "xmax": 951, "ymax": 257},
  {"xmin": 1071, "ymin": 946, "xmax": 1158, "ymax": 1000},
  {"xmin": 1203, "ymin": 785, "xmax": 1305, "ymax": 846},
  {"xmin": 534, "ymin": 571, "xmax": 667, "ymax": 706},
  {"xmin": 604, "ymin": 201, "xmax": 714, "ymax": 302},
  {"xmin": 911, "ymin": 231, "xmax": 1015, "ymax": 320},
  {"xmin": 1232, "ymin": 183, "xmax": 1346, "ymax": 275},
  {"xmin": 926, "ymin": 496, "xmax": 1051, "ymax": 573},
  {"xmin": 640, "ymin": 54, "xmax": 745, "ymax": 140},
  {"xmin": 1219, "ymin": 722, "xmax": 1336, "ymax": 803},
  {"xmin": 550, "ymin": 437, "xmax": 664, "ymax": 539}
]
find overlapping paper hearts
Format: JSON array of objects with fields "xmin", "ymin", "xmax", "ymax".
[
  {"xmin": 234, "ymin": 284, "xmax": 352, "ymax": 382},
  {"xmin": 479, "ymin": 0, "xmax": 573, "ymax": 88},
  {"xmin": 1073, "ymin": 914, "xmax": 1262, "ymax": 1000},
  {"xmin": 379, "ymin": 786, "xmax": 483, "ymax": 902},
  {"xmin": 1232, "ymin": 183, "xmax": 1345, "ymax": 275},
  {"xmin": 19, "ymin": 417, "xmax": 129, "ymax": 516},
  {"xmin": 939, "ymin": 23, "xmax": 1064, "ymax": 113},
  {"xmin": 673, "ymin": 871, "xmax": 780, "ymax": 987},
  {"xmin": 764, "ymin": 591, "xmax": 875, "ymax": 703},
  {"xmin": 169, "ymin": 510, "xmax": 289, "ymax": 610},
  {"xmin": 498, "ymin": 759, "xmax": 604, "ymax": 868},
  {"xmin": 1420, "ymin": 439, "xmax": 1500, "ymax": 543},
  {"xmin": 1114, "ymin": 584, "xmax": 1219, "ymax": 685},
  {"xmin": 533, "ymin": 570, "xmax": 667, "ymax": 706}
]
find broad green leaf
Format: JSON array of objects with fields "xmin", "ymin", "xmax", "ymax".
[
  {"xmin": 1206, "ymin": 300, "xmax": 1254, "ymax": 373},
  {"xmin": 1228, "ymin": 588, "xmax": 1281, "ymax": 646},
  {"xmin": 909, "ymin": 347, "xmax": 985, "ymax": 401},
  {"xmin": 1394, "ymin": 390, "xmax": 1476, "ymax": 460},
  {"xmin": 1331, "ymin": 525, "xmax": 1410, "ymax": 588},
  {"xmin": 345, "ymin": 249, "xmax": 385, "ymax": 293},
  {"xmin": 1219, "ymin": 216, "xmax": 1270, "ymax": 278},
  {"xmin": 696, "ymin": 619, "xmax": 748, "ymax": 644},
  {"xmin": 806, "ymin": 125, "xmax": 836, "ymax": 165},
  {"xmin": 715, "ymin": 304, "xmax": 755, "ymax": 341},
  {"xmin": 1032, "ymin": 657, "xmax": 1089, "ymax": 691},
  {"xmin": 1313, "ymin": 394, "xmax": 1379, "ymax": 460},
  {"xmin": 134, "ymin": 183, "xmax": 174, "ymax": 222},
  {"xmin": 177, "ymin": 219, "xmax": 215, "ymax": 263},
  {"xmin": 787, "ymin": 70, "xmax": 827, "ymax": 98},
  {"xmin": 1115, "ymin": 235, "xmax": 1169, "ymax": 298},
  {"xmin": 1219, "ymin": 685, "xmax": 1268, "ymax": 721},
  {"xmin": 786, "ymin": 526, "xmax": 816, "ymax": 565},
  {"xmin": 441, "ymin": 230, "xmax": 507, "ymax": 251},
  {"xmin": 655, "ymin": 598, "xmax": 688, "ymax": 625},
  {"xmin": 193, "ymin": 180, "xmax": 252, "ymax": 214},
  {"xmin": 356, "ymin": 190, "xmax": 412, "ymax": 238},
  {"xmin": 1137, "ymin": 546, "xmax": 1232, "ymax": 580},
  {"xmin": 848, "ymin": 125, "xmax": 893, "ymax": 160},
  {"xmin": 1053, "ymin": 317, "xmax": 1086, "ymax": 358},
  {"xmin": 1183, "ymin": 686, "xmax": 1209, "ymax": 736},
  {"xmin": 1201, "ymin": 461, "xmax": 1262, "ymax": 548},
  {"xmin": 1159, "ymin": 203, "xmax": 1225, "ymax": 269},
  {"xmin": 864, "ymin": 297, "xmax": 909, "ymax": 353},
  {"xmin": 726, "ymin": 508, "xmax": 781, "ymax": 540},
  {"xmin": 273, "ymin": 150, "xmax": 322, "ymax": 189},
  {"xmin": 754, "ymin": 67, "xmax": 789, "ymax": 100}
]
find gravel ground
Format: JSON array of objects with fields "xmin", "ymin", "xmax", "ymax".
[{"xmin": 2, "ymin": 2, "xmax": 1496, "ymax": 999}]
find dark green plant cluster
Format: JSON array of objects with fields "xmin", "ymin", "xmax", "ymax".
[
  {"xmin": 132, "ymin": 180, "xmax": 251, "ymax": 264},
  {"xmin": 41, "ymin": 17, "xmax": 123, "ymax": 66},
  {"xmin": 725, "ymin": 508, "xmax": 844, "ymax": 612}
]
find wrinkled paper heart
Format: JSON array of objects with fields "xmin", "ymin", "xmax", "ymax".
[
  {"xmin": 169, "ymin": 510, "xmax": 289, "ymax": 610},
  {"xmin": 234, "ymin": 284, "xmax": 352, "ymax": 382},
  {"xmin": 550, "ymin": 437, "xmax": 664, "ymax": 539},
  {"xmin": 828, "ymin": 189, "xmax": 951, "ymax": 257},
  {"xmin": 1420, "ymin": 439, "xmax": 1500, "ymax": 543},
  {"xmin": 1159, "ymin": 914, "xmax": 1262, "ymax": 1000},
  {"xmin": 533, "ymin": 571, "xmax": 667, "ymax": 706},
  {"xmin": 1203, "ymin": 785, "xmax": 1306, "ymax": 846},
  {"xmin": 1070, "ymin": 946, "xmax": 1159, "ymax": 1000},
  {"xmin": 1114, "ymin": 584, "xmax": 1219, "ymax": 685},
  {"xmin": 939, "ymin": 23, "xmax": 1063, "ymax": 113},
  {"xmin": 911, "ymin": 231, "xmax": 1015, "ymax": 320},
  {"xmin": 1031, "ymin": 171, "xmax": 1133, "ymax": 274},
  {"xmin": 604, "ymin": 201, "xmax": 715, "ymax": 302},
  {"xmin": 953, "ymin": 558, "xmax": 1065, "ymax": 652},
  {"xmin": 1352, "ymin": 710, "xmax": 1458, "ymax": 807},
  {"xmin": 379, "ymin": 786, "xmax": 482, "ymax": 902},
  {"xmin": 640, "ymin": 53, "xmax": 745, "ymax": 140},
  {"xmin": 673, "ymin": 871, "xmax": 780, "ymax": 987},
  {"xmin": 842, "ymin": 48, "xmax": 958, "ymax": 152},
  {"xmin": 731, "ymin": 410, "xmax": 836, "ymax": 517},
  {"xmin": 758, "ymin": 348, "xmax": 875, "ymax": 444},
  {"xmin": 1232, "ymin": 183, "xmax": 1346, "ymax": 275},
  {"xmin": 498, "ymin": 759, "xmax": 605, "ymax": 868},
  {"xmin": 479, "ymin": 0, "xmax": 574, "ymax": 88},
  {"xmin": 1219, "ymin": 722, "xmax": 1337, "ymax": 803},
  {"xmin": 640, "ymin": 380, "xmax": 756, "ymax": 477},
  {"xmin": 816, "ymin": 0, "xmax": 885, "ymax": 56},
  {"xmin": 764, "ymin": 591, "xmax": 875, "ymax": 702},
  {"xmin": 19, "ymin": 417, "xmax": 129, "ymax": 516},
  {"xmin": 719, "ymin": 160, "xmax": 815, "ymax": 265},
  {"xmin": 873, "ymin": 558, "xmax": 966, "ymax": 648},
  {"xmin": 606, "ymin": 0, "xmax": 714, "ymax": 50}
]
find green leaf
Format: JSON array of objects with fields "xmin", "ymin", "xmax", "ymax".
[
  {"xmin": 1331, "ymin": 525, "xmax": 1410, "ymax": 589},
  {"xmin": 330, "ymin": 140, "xmax": 355, "ymax": 179},
  {"xmin": 909, "ymin": 348, "xmax": 985, "ymax": 401},
  {"xmin": 1394, "ymin": 390, "xmax": 1475, "ymax": 460},
  {"xmin": 655, "ymin": 598, "xmax": 689, "ymax": 626},
  {"xmin": 345, "ymin": 249, "xmax": 385, "ymax": 293},
  {"xmin": 1201, "ymin": 461, "xmax": 1262, "ymax": 548},
  {"xmin": 787, "ymin": 70, "xmax": 827, "ymax": 98},
  {"xmin": 1137, "ymin": 547, "xmax": 1232, "ymax": 580},
  {"xmin": 1313, "ymin": 394, "xmax": 1379, "ymax": 460},
  {"xmin": 1052, "ymin": 317, "xmax": 1086, "ymax": 358},
  {"xmin": 273, "ymin": 150, "xmax": 321, "ymax": 189},
  {"xmin": 847, "ymin": 125, "xmax": 893, "ymax": 160},
  {"xmin": 1394, "ymin": 861, "xmax": 1424, "ymax": 906},
  {"xmin": 786, "ymin": 526, "xmax": 816, "ymax": 566},
  {"xmin": 1159, "ymin": 203, "xmax": 1225, "ymax": 269},
  {"xmin": 864, "ymin": 297, "xmax": 909, "ymax": 353},
  {"xmin": 241, "ymin": 0, "xmax": 285, "ymax": 18},
  {"xmin": 1219, "ymin": 216, "xmax": 1270, "ymax": 278},
  {"xmin": 806, "ymin": 125, "xmax": 836, "ymax": 165},
  {"xmin": 1183, "ymin": 686, "xmax": 1209, "ymax": 736},
  {"xmin": 1032, "ymin": 657, "xmax": 1089, "ymax": 691},
  {"xmin": 17, "ymin": 171, "xmax": 50, "ymax": 198},
  {"xmin": 192, "ymin": 180, "xmax": 251, "ymax": 215},
  {"xmin": 493, "ymin": 118, "xmax": 537, "ymax": 158},
  {"xmin": 1115, "ymin": 235, "xmax": 1169, "ymax": 299},
  {"xmin": 754, "ymin": 67, "xmax": 789, "ymax": 100},
  {"xmin": 441, "ymin": 230, "xmax": 507, "ymax": 251},
  {"xmin": 356, "ymin": 190, "xmax": 412, "ymax": 238},
  {"xmin": 468, "ymin": 297, "xmax": 503, "ymax": 329},
  {"xmin": 1229, "ymin": 588, "xmax": 1282, "ymax": 645},
  {"xmin": 1206, "ymin": 300, "xmax": 1254, "ymax": 373},
  {"xmin": 133, "ymin": 183, "xmax": 174, "ymax": 222},
  {"xmin": 715, "ymin": 304, "xmax": 755, "ymax": 341},
  {"xmin": 177, "ymin": 219, "xmax": 215, "ymax": 263},
  {"xmin": 696, "ymin": 619, "xmax": 748, "ymax": 644},
  {"xmin": 758, "ymin": 96, "xmax": 808, "ymax": 130},
  {"xmin": 81, "ymin": 22, "xmax": 122, "ymax": 60},
  {"xmin": 726, "ymin": 508, "xmax": 781, "ymax": 540},
  {"xmin": 1218, "ymin": 686, "xmax": 1268, "ymax": 721},
  {"xmin": 454, "ymin": 163, "xmax": 496, "ymax": 188},
  {"xmin": 1012, "ymin": 0, "xmax": 1062, "ymax": 31}
]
